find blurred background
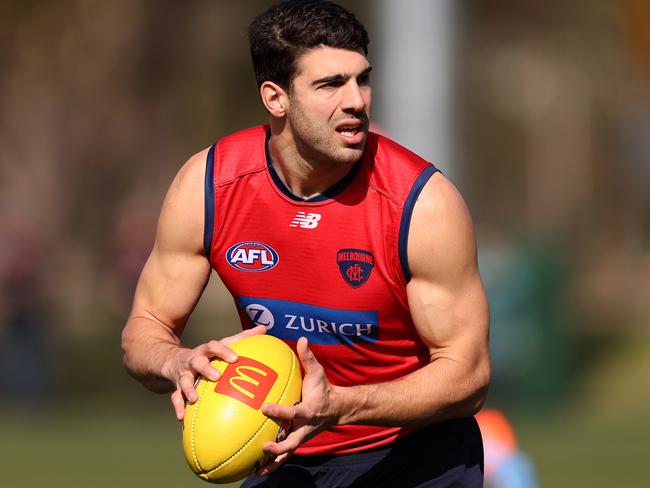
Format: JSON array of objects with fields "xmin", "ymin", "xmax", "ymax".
[{"xmin": 1, "ymin": 1, "xmax": 648, "ymax": 486}]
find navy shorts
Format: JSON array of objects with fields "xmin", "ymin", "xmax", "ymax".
[{"xmin": 241, "ymin": 417, "xmax": 484, "ymax": 488}]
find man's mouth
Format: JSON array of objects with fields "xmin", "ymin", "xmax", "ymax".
[
  {"xmin": 335, "ymin": 120, "xmax": 366, "ymax": 138},
  {"xmin": 336, "ymin": 124, "xmax": 361, "ymax": 135}
]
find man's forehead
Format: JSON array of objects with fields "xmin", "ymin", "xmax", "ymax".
[{"xmin": 295, "ymin": 46, "xmax": 370, "ymax": 79}]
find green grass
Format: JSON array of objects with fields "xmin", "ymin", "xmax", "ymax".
[
  {"xmin": 515, "ymin": 331, "xmax": 650, "ymax": 487},
  {"xmin": 2, "ymin": 334, "xmax": 649, "ymax": 487},
  {"xmin": 516, "ymin": 413, "xmax": 650, "ymax": 487},
  {"xmin": 2, "ymin": 403, "xmax": 647, "ymax": 488},
  {"xmin": 0, "ymin": 402, "xmax": 242, "ymax": 488}
]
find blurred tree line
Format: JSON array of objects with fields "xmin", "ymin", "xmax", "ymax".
[
  {"xmin": 0, "ymin": 0, "xmax": 274, "ymax": 404},
  {"xmin": 460, "ymin": 0, "xmax": 650, "ymax": 409},
  {"xmin": 0, "ymin": 1, "xmax": 648, "ymax": 413}
]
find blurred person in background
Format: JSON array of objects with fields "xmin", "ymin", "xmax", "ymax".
[
  {"xmin": 0, "ymin": 214, "xmax": 51, "ymax": 407},
  {"xmin": 476, "ymin": 409, "xmax": 538, "ymax": 488},
  {"xmin": 121, "ymin": 1, "xmax": 490, "ymax": 486}
]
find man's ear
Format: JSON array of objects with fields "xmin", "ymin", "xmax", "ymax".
[{"xmin": 260, "ymin": 81, "xmax": 288, "ymax": 117}]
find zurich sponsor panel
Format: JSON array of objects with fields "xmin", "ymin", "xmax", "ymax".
[{"xmin": 238, "ymin": 296, "xmax": 379, "ymax": 345}]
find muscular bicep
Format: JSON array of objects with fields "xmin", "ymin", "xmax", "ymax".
[
  {"xmin": 405, "ymin": 173, "xmax": 490, "ymax": 367},
  {"xmin": 133, "ymin": 242, "xmax": 210, "ymax": 336},
  {"xmin": 129, "ymin": 149, "xmax": 212, "ymax": 336}
]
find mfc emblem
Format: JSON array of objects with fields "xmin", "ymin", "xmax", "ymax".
[
  {"xmin": 214, "ymin": 356, "xmax": 278, "ymax": 410},
  {"xmin": 337, "ymin": 248, "xmax": 374, "ymax": 288},
  {"xmin": 226, "ymin": 241, "xmax": 279, "ymax": 272}
]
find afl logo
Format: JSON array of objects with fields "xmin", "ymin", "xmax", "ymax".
[{"xmin": 226, "ymin": 241, "xmax": 279, "ymax": 272}]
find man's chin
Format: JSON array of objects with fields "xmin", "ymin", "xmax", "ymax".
[
  {"xmin": 343, "ymin": 133, "xmax": 367, "ymax": 156},
  {"xmin": 335, "ymin": 143, "xmax": 365, "ymax": 164}
]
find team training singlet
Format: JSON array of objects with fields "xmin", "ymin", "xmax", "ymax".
[{"xmin": 204, "ymin": 125, "xmax": 439, "ymax": 455}]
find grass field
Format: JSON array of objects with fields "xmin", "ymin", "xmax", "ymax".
[
  {"xmin": 516, "ymin": 331, "xmax": 650, "ymax": 487},
  {"xmin": 0, "ymin": 402, "xmax": 229, "ymax": 488},
  {"xmin": 516, "ymin": 413, "xmax": 650, "ymax": 486},
  {"xmin": 2, "ymin": 334, "xmax": 648, "ymax": 487},
  {"xmin": 2, "ymin": 404, "xmax": 647, "ymax": 487}
]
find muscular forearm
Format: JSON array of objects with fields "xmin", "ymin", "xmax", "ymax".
[
  {"xmin": 259, "ymin": 346, "xmax": 490, "ymax": 470},
  {"xmin": 121, "ymin": 315, "xmax": 188, "ymax": 393},
  {"xmin": 333, "ymin": 357, "xmax": 490, "ymax": 427}
]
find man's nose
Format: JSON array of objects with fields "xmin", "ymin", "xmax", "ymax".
[{"xmin": 341, "ymin": 82, "xmax": 367, "ymax": 112}]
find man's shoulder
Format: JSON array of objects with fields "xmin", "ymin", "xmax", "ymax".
[
  {"xmin": 364, "ymin": 132, "xmax": 439, "ymax": 205},
  {"xmin": 217, "ymin": 125, "xmax": 268, "ymax": 147},
  {"xmin": 213, "ymin": 125, "xmax": 269, "ymax": 184}
]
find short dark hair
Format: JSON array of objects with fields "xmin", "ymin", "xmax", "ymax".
[{"xmin": 248, "ymin": 0, "xmax": 369, "ymax": 89}]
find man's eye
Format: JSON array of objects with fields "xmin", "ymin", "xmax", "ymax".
[
  {"xmin": 358, "ymin": 75, "xmax": 371, "ymax": 85},
  {"xmin": 321, "ymin": 81, "xmax": 342, "ymax": 89}
]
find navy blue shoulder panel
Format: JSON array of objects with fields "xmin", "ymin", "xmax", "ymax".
[
  {"xmin": 398, "ymin": 164, "xmax": 439, "ymax": 282},
  {"xmin": 203, "ymin": 144, "xmax": 216, "ymax": 256}
]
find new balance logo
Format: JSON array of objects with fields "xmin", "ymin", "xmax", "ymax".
[{"xmin": 290, "ymin": 212, "xmax": 321, "ymax": 229}]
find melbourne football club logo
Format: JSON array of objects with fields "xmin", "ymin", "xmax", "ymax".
[
  {"xmin": 336, "ymin": 248, "xmax": 374, "ymax": 288},
  {"xmin": 226, "ymin": 241, "xmax": 279, "ymax": 272}
]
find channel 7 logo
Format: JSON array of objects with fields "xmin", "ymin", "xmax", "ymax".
[{"xmin": 214, "ymin": 356, "xmax": 278, "ymax": 410}]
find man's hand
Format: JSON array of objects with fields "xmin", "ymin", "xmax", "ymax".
[
  {"xmin": 165, "ymin": 325, "xmax": 267, "ymax": 421},
  {"xmin": 258, "ymin": 337, "xmax": 342, "ymax": 476}
]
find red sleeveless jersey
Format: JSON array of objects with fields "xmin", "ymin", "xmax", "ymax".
[{"xmin": 205, "ymin": 125, "xmax": 438, "ymax": 455}]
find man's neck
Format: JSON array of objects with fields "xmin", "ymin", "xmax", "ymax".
[{"xmin": 268, "ymin": 126, "xmax": 357, "ymax": 200}]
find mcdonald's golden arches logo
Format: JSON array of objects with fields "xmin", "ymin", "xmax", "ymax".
[{"xmin": 214, "ymin": 356, "xmax": 278, "ymax": 409}]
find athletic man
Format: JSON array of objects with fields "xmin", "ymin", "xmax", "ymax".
[{"xmin": 122, "ymin": 1, "xmax": 491, "ymax": 486}]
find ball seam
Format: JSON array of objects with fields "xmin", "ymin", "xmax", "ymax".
[{"xmin": 190, "ymin": 379, "xmax": 207, "ymax": 473}]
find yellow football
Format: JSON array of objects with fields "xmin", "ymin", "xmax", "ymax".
[{"xmin": 182, "ymin": 334, "xmax": 302, "ymax": 483}]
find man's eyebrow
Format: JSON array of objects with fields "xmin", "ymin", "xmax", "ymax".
[
  {"xmin": 359, "ymin": 66, "xmax": 372, "ymax": 78},
  {"xmin": 312, "ymin": 66, "xmax": 372, "ymax": 86}
]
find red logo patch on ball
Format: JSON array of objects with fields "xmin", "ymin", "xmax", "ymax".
[{"xmin": 214, "ymin": 356, "xmax": 278, "ymax": 410}]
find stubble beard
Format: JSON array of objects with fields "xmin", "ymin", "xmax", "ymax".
[{"xmin": 287, "ymin": 99, "xmax": 366, "ymax": 168}]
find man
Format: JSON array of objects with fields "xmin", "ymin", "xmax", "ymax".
[{"xmin": 121, "ymin": 1, "xmax": 490, "ymax": 486}]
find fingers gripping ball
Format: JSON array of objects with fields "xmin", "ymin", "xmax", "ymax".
[{"xmin": 182, "ymin": 335, "xmax": 302, "ymax": 483}]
